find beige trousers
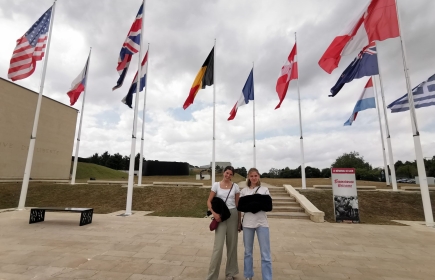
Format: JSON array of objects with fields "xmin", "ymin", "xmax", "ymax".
[{"xmin": 206, "ymin": 208, "xmax": 239, "ymax": 280}]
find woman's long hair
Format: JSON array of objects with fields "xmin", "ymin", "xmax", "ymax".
[{"xmin": 247, "ymin": 167, "xmax": 261, "ymax": 187}]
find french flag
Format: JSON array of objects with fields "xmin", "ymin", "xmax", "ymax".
[
  {"xmin": 67, "ymin": 54, "xmax": 90, "ymax": 106},
  {"xmin": 113, "ymin": 3, "xmax": 143, "ymax": 90},
  {"xmin": 319, "ymin": 0, "xmax": 399, "ymax": 74},
  {"xmin": 122, "ymin": 51, "xmax": 148, "ymax": 108},
  {"xmin": 344, "ymin": 78, "xmax": 376, "ymax": 126},
  {"xmin": 228, "ymin": 68, "xmax": 254, "ymax": 120}
]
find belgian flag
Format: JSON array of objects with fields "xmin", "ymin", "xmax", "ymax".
[{"xmin": 183, "ymin": 47, "xmax": 214, "ymax": 109}]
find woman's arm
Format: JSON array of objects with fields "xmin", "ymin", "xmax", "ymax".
[
  {"xmin": 207, "ymin": 191, "xmax": 221, "ymax": 222},
  {"xmin": 235, "ymin": 192, "xmax": 242, "ymax": 232}
]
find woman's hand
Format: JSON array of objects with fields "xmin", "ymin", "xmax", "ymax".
[
  {"xmin": 238, "ymin": 222, "xmax": 242, "ymax": 232},
  {"xmin": 213, "ymin": 213, "xmax": 221, "ymax": 222}
]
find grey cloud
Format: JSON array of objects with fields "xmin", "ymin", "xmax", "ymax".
[{"xmin": 1, "ymin": 0, "xmax": 434, "ymax": 171}]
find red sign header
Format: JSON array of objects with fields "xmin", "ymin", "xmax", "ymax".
[{"xmin": 331, "ymin": 168, "xmax": 355, "ymax": 174}]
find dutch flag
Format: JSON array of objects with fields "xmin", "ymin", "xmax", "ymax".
[{"xmin": 344, "ymin": 78, "xmax": 376, "ymax": 126}]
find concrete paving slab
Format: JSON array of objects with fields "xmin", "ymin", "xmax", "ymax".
[{"xmin": 0, "ymin": 209, "xmax": 434, "ymax": 279}]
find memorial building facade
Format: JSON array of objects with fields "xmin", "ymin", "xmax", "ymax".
[{"xmin": 0, "ymin": 78, "xmax": 77, "ymax": 179}]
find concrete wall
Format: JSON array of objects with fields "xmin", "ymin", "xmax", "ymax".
[
  {"xmin": 0, "ymin": 78, "xmax": 78, "ymax": 179},
  {"xmin": 415, "ymin": 177, "xmax": 435, "ymax": 185}
]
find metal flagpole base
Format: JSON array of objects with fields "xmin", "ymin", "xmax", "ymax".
[{"xmin": 118, "ymin": 213, "xmax": 132, "ymax": 217}]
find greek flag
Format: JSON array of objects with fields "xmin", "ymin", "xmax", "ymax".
[{"xmin": 388, "ymin": 74, "xmax": 435, "ymax": 113}]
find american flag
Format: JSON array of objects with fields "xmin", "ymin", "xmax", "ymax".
[
  {"xmin": 8, "ymin": 7, "xmax": 52, "ymax": 81},
  {"xmin": 113, "ymin": 3, "xmax": 143, "ymax": 91},
  {"xmin": 388, "ymin": 74, "xmax": 435, "ymax": 113}
]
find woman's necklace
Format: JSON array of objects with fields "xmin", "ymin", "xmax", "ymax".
[{"xmin": 222, "ymin": 180, "xmax": 231, "ymax": 189}]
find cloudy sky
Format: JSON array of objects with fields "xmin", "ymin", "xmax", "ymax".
[{"xmin": 1, "ymin": 0, "xmax": 434, "ymax": 173}]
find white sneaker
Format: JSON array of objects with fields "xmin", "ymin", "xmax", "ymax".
[{"xmin": 225, "ymin": 277, "xmax": 234, "ymax": 280}]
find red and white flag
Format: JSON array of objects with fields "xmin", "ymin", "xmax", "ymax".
[
  {"xmin": 275, "ymin": 43, "xmax": 298, "ymax": 109},
  {"xmin": 67, "ymin": 55, "xmax": 90, "ymax": 106},
  {"xmin": 318, "ymin": 0, "xmax": 399, "ymax": 74}
]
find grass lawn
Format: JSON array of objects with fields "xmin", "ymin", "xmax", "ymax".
[
  {"xmin": 138, "ymin": 173, "xmax": 245, "ymax": 184},
  {"xmin": 74, "ymin": 162, "xmax": 129, "ymax": 181},
  {"xmin": 6, "ymin": 164, "xmax": 432, "ymax": 224},
  {"xmin": 73, "ymin": 162, "xmax": 246, "ymax": 184},
  {"xmin": 261, "ymin": 177, "xmax": 416, "ymax": 189},
  {"xmin": 0, "ymin": 183, "xmax": 210, "ymax": 217},
  {"xmin": 0, "ymin": 163, "xmax": 246, "ymax": 217},
  {"xmin": 300, "ymin": 189, "xmax": 435, "ymax": 225}
]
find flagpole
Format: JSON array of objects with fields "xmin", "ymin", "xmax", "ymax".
[
  {"xmin": 252, "ymin": 62, "xmax": 256, "ymax": 168},
  {"xmin": 17, "ymin": 0, "xmax": 57, "ymax": 210},
  {"xmin": 138, "ymin": 43, "xmax": 149, "ymax": 187},
  {"xmin": 125, "ymin": 0, "xmax": 146, "ymax": 216},
  {"xmin": 395, "ymin": 0, "xmax": 433, "ymax": 226},
  {"xmin": 375, "ymin": 42, "xmax": 398, "ymax": 191},
  {"xmin": 212, "ymin": 39, "xmax": 216, "ymax": 185},
  {"xmin": 372, "ymin": 76, "xmax": 390, "ymax": 186},
  {"xmin": 295, "ymin": 32, "xmax": 306, "ymax": 189},
  {"xmin": 71, "ymin": 47, "xmax": 92, "ymax": 185}
]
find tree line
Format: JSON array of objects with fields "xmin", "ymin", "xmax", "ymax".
[
  {"xmin": 77, "ymin": 150, "xmax": 435, "ymax": 181},
  {"xmin": 75, "ymin": 152, "xmax": 145, "ymax": 171},
  {"xmin": 241, "ymin": 151, "xmax": 435, "ymax": 181}
]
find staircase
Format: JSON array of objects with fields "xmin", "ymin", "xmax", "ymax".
[{"xmin": 268, "ymin": 186, "xmax": 310, "ymax": 219}]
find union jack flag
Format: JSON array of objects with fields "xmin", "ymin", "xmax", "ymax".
[
  {"xmin": 113, "ymin": 3, "xmax": 143, "ymax": 91},
  {"xmin": 8, "ymin": 6, "xmax": 52, "ymax": 81},
  {"xmin": 330, "ymin": 41, "xmax": 379, "ymax": 97}
]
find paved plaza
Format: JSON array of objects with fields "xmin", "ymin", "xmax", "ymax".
[{"xmin": 0, "ymin": 209, "xmax": 435, "ymax": 280}]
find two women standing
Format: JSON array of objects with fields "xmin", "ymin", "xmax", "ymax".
[{"xmin": 206, "ymin": 166, "xmax": 272, "ymax": 280}]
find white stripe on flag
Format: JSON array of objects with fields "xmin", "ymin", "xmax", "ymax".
[{"xmin": 388, "ymin": 74, "xmax": 435, "ymax": 113}]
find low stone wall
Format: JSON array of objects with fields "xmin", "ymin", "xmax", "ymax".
[
  {"xmin": 283, "ymin": 184, "xmax": 324, "ymax": 223},
  {"xmin": 400, "ymin": 186, "xmax": 435, "ymax": 191},
  {"xmin": 87, "ymin": 180, "xmax": 127, "ymax": 184},
  {"xmin": 313, "ymin": 185, "xmax": 377, "ymax": 190},
  {"xmin": 153, "ymin": 182, "xmax": 203, "ymax": 187},
  {"xmin": 0, "ymin": 179, "xmax": 70, "ymax": 184}
]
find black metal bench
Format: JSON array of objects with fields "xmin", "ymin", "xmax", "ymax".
[{"xmin": 29, "ymin": 207, "xmax": 93, "ymax": 226}]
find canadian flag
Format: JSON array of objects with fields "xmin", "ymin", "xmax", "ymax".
[
  {"xmin": 319, "ymin": 0, "xmax": 399, "ymax": 74},
  {"xmin": 275, "ymin": 43, "xmax": 297, "ymax": 109}
]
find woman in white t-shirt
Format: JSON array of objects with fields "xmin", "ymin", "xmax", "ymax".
[
  {"xmin": 240, "ymin": 167, "xmax": 272, "ymax": 280},
  {"xmin": 206, "ymin": 166, "xmax": 241, "ymax": 280}
]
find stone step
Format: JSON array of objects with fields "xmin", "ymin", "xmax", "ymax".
[
  {"xmin": 273, "ymin": 201, "xmax": 299, "ymax": 206},
  {"xmin": 270, "ymin": 193, "xmax": 289, "ymax": 197},
  {"xmin": 267, "ymin": 212, "xmax": 310, "ymax": 219},
  {"xmin": 271, "ymin": 206, "xmax": 304, "ymax": 212},
  {"xmin": 271, "ymin": 196, "xmax": 296, "ymax": 201},
  {"xmin": 268, "ymin": 190, "xmax": 288, "ymax": 195}
]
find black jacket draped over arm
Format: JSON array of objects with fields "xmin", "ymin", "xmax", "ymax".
[
  {"xmin": 237, "ymin": 194, "xmax": 272, "ymax": 214},
  {"xmin": 211, "ymin": 197, "xmax": 231, "ymax": 221}
]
